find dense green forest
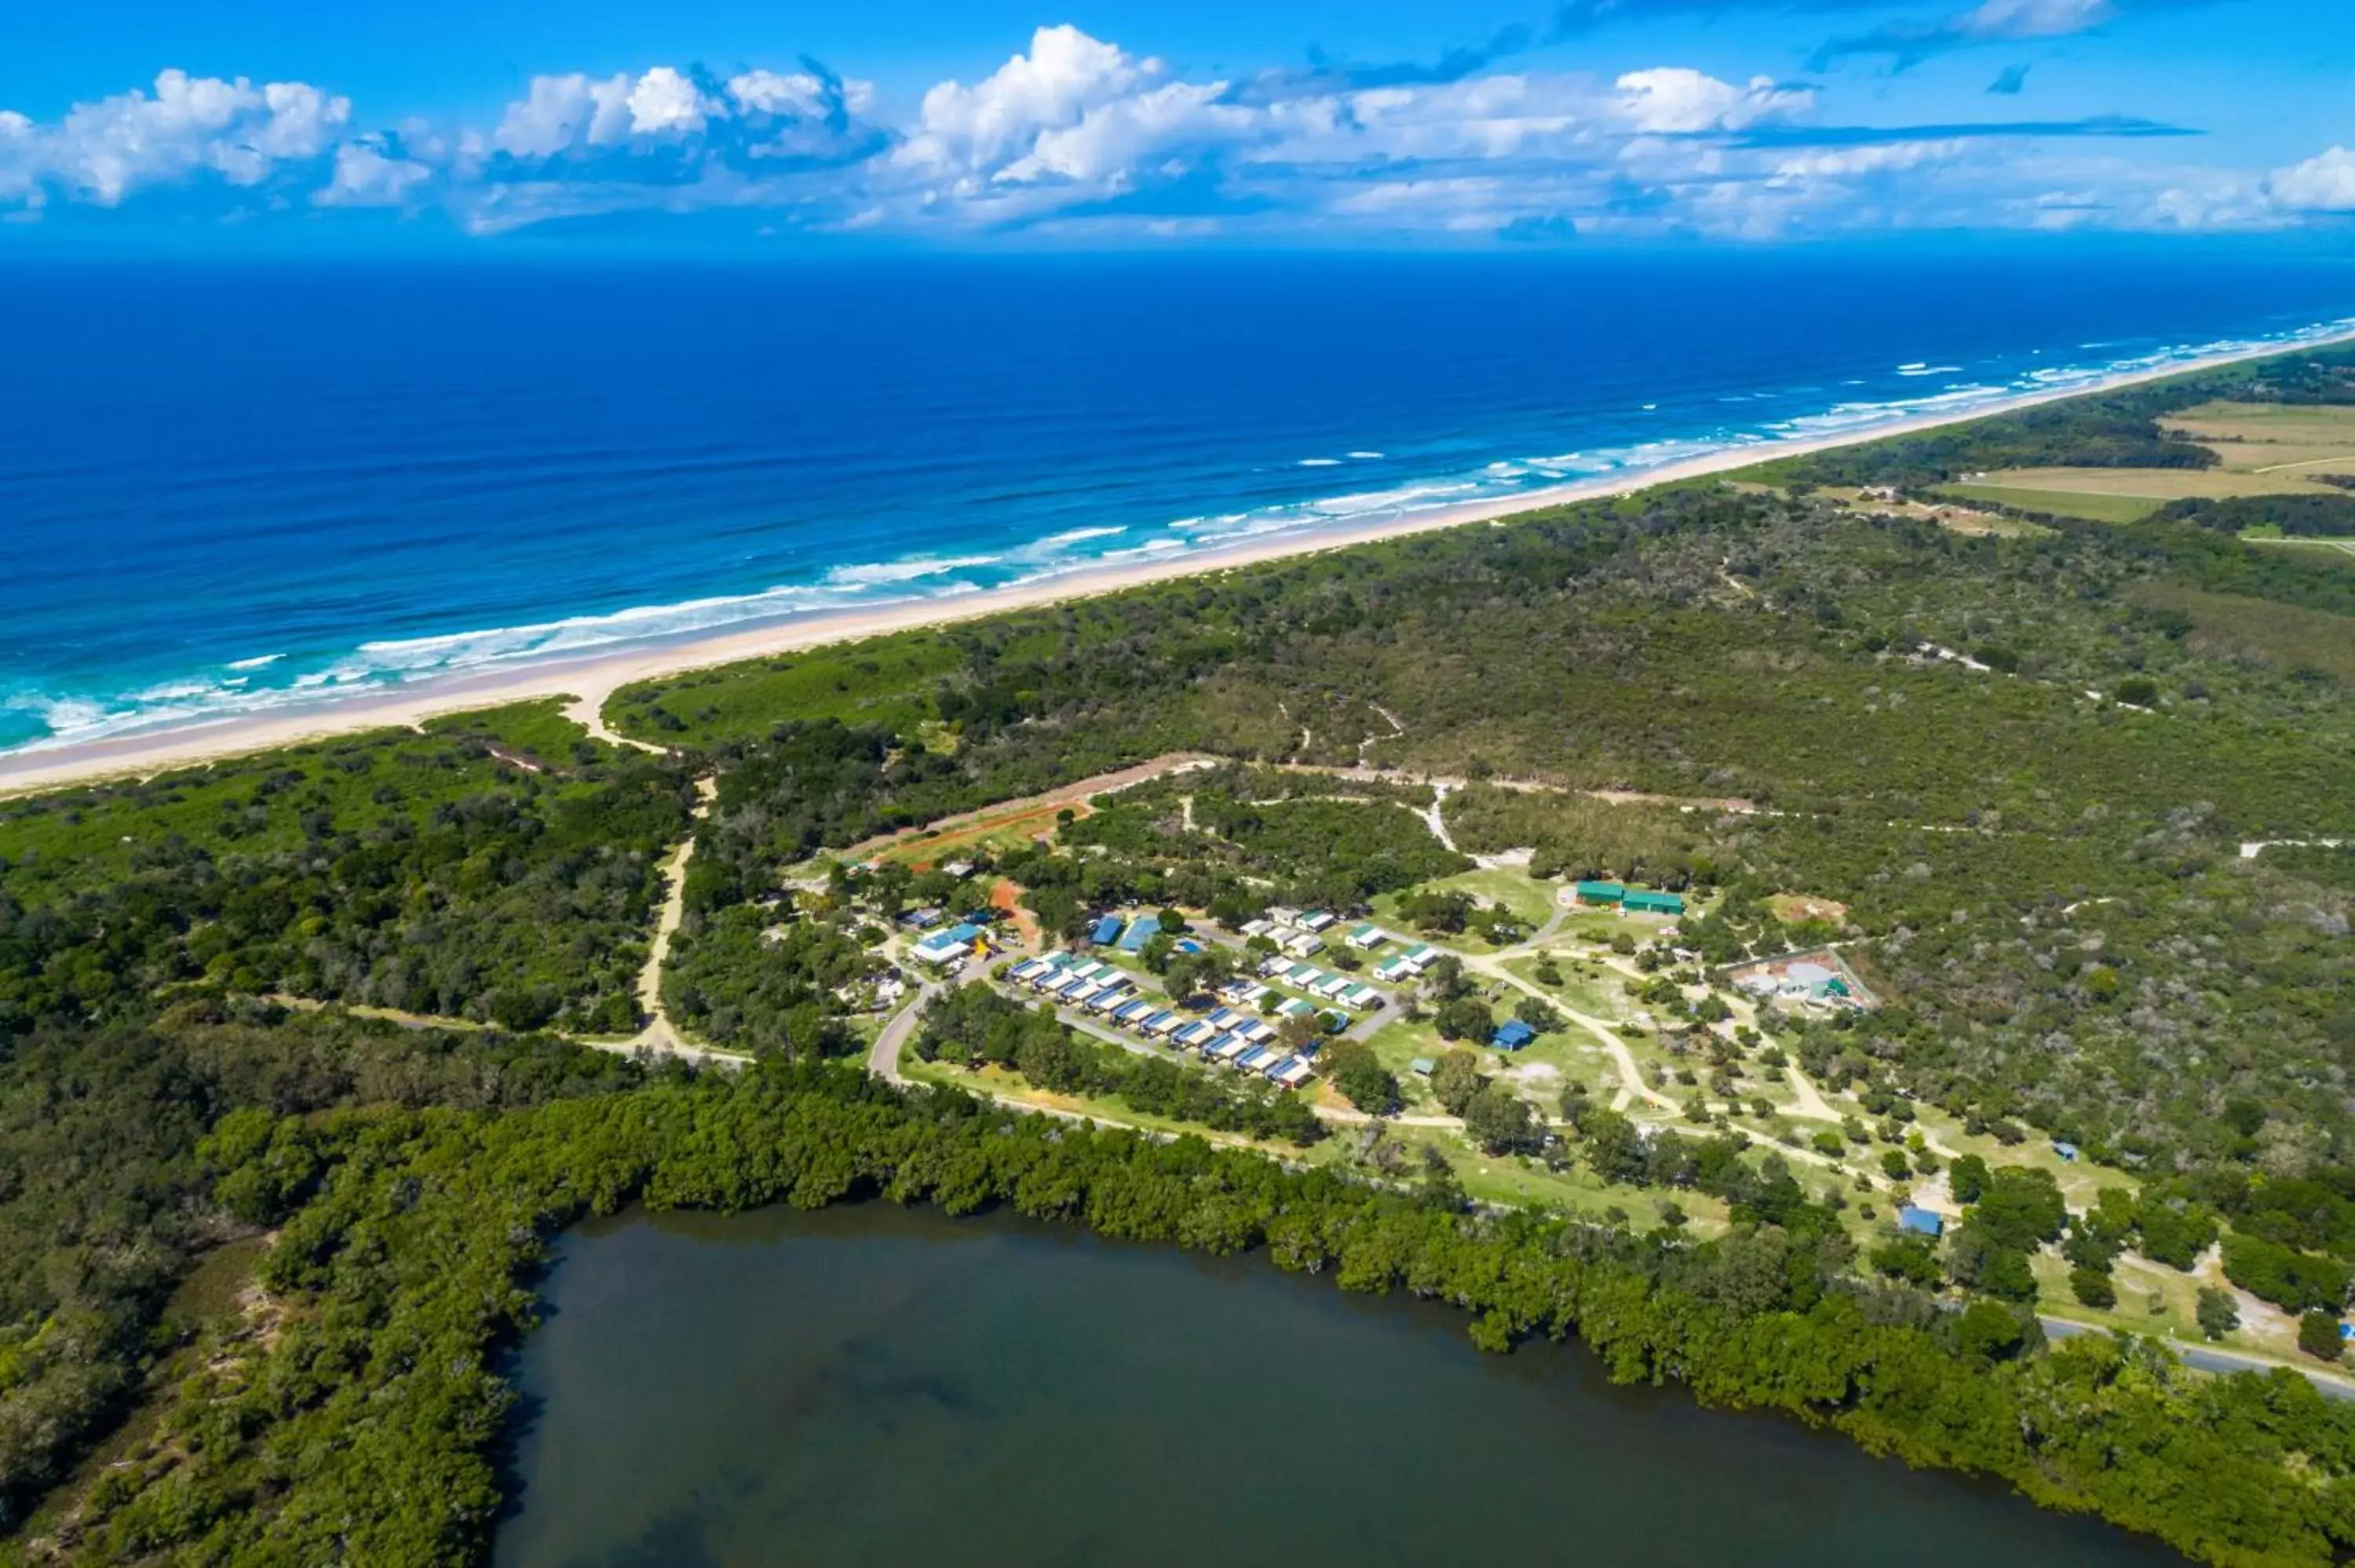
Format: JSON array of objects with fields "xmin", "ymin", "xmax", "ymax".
[
  {"xmin": 37, "ymin": 1059, "xmax": 2355, "ymax": 1568},
  {"xmin": 2, "ymin": 349, "xmax": 2353, "ymax": 1561},
  {"xmin": 0, "ymin": 703, "xmax": 695, "ymax": 1036}
]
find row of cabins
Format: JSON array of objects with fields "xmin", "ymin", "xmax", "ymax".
[
  {"xmin": 1572, "ymin": 881, "xmax": 1687, "ymax": 917},
  {"xmin": 1006, "ymin": 952, "xmax": 1318, "ymax": 1090},
  {"xmin": 1372, "ymin": 942, "xmax": 1440, "ymax": 986},
  {"xmin": 1243, "ymin": 906, "xmax": 1343, "ymax": 958},
  {"xmin": 1257, "ymin": 954, "xmax": 1382, "ymax": 1016}
]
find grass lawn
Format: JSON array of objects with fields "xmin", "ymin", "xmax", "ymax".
[
  {"xmin": 1943, "ymin": 461, "xmax": 2342, "ymax": 525},
  {"xmin": 1941, "ymin": 483, "xmax": 2161, "ymax": 523},
  {"xmin": 1372, "ymin": 867, "xmax": 1560, "ymax": 950},
  {"xmin": 1499, "ymin": 954, "xmax": 1627, "ymax": 1020}
]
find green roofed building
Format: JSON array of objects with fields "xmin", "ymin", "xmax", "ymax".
[
  {"xmin": 1574, "ymin": 881, "xmax": 1625, "ymax": 906},
  {"xmin": 1623, "ymin": 890, "xmax": 1685, "ymax": 916}
]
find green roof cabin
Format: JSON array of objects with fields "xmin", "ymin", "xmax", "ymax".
[
  {"xmin": 1573, "ymin": 881, "xmax": 1625, "ymax": 906},
  {"xmin": 1623, "ymin": 890, "xmax": 1685, "ymax": 916}
]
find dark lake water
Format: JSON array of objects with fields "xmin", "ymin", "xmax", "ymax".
[{"xmin": 495, "ymin": 1203, "xmax": 2181, "ymax": 1567}]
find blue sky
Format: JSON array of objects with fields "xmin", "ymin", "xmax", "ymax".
[{"xmin": 2, "ymin": 0, "xmax": 2350, "ymax": 246}]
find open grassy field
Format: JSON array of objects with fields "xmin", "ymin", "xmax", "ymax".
[
  {"xmin": 1939, "ymin": 484, "xmax": 2162, "ymax": 523},
  {"xmin": 1933, "ymin": 402, "xmax": 2355, "ymax": 523},
  {"xmin": 1945, "ymin": 465, "xmax": 2342, "ymax": 517},
  {"xmin": 2163, "ymin": 399, "xmax": 2355, "ymax": 478},
  {"xmin": 872, "ymin": 796, "xmax": 1080, "ymax": 869}
]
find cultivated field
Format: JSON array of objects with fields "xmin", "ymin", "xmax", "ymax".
[
  {"xmin": 2163, "ymin": 399, "xmax": 2355, "ymax": 477},
  {"xmin": 1940, "ymin": 401, "xmax": 2355, "ymax": 523}
]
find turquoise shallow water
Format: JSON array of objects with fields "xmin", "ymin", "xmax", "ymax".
[
  {"xmin": 2, "ymin": 249, "xmax": 2350, "ymax": 753},
  {"xmin": 495, "ymin": 1203, "xmax": 2186, "ymax": 1566}
]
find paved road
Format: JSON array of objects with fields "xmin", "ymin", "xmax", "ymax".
[
  {"xmin": 2039, "ymin": 1316, "xmax": 2355, "ymax": 1402},
  {"xmin": 867, "ymin": 983, "xmax": 940, "ymax": 1084}
]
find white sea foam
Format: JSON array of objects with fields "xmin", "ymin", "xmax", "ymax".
[
  {"xmin": 1296, "ymin": 458, "xmax": 1342, "ymax": 467},
  {"xmin": 823, "ymin": 554, "xmax": 1001, "ymax": 588},
  {"xmin": 1346, "ymin": 450, "xmax": 1385, "ymax": 459},
  {"xmin": 1034, "ymin": 526, "xmax": 1128, "ymax": 548},
  {"xmin": 225, "ymin": 654, "xmax": 283, "ymax": 671}
]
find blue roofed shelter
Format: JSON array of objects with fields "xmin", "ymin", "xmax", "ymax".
[
  {"xmin": 1491, "ymin": 1019, "xmax": 1536, "ymax": 1052},
  {"xmin": 1090, "ymin": 914, "xmax": 1124, "ymax": 946},
  {"xmin": 1897, "ymin": 1206, "xmax": 1944, "ymax": 1238}
]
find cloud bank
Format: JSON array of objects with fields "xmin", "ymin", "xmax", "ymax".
[{"xmin": 0, "ymin": 24, "xmax": 2340, "ymax": 242}]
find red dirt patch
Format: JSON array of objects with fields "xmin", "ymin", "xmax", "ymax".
[{"xmin": 991, "ymin": 877, "xmax": 1042, "ymax": 952}]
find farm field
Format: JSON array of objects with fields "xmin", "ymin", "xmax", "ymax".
[
  {"xmin": 1938, "ymin": 402, "xmax": 2355, "ymax": 523},
  {"xmin": 2162, "ymin": 399, "xmax": 2355, "ymax": 477}
]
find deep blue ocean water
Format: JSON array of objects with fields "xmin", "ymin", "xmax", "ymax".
[{"xmin": 3, "ymin": 249, "xmax": 2351, "ymax": 753}]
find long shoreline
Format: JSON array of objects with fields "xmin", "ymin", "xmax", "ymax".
[{"xmin": 5, "ymin": 322, "xmax": 2352, "ymax": 800}]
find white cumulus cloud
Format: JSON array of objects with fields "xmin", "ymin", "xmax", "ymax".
[
  {"xmin": 896, "ymin": 24, "xmax": 1158, "ymax": 175},
  {"xmin": 1612, "ymin": 69, "xmax": 1813, "ymax": 134},
  {"xmin": 316, "ymin": 140, "xmax": 433, "ymax": 208},
  {"xmin": 2269, "ymin": 146, "xmax": 2355, "ymax": 212},
  {"xmin": 1, "ymin": 69, "xmax": 349, "ymax": 206}
]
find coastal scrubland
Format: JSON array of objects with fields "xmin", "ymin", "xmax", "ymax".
[{"xmin": 3, "ymin": 348, "xmax": 2354, "ymax": 1563}]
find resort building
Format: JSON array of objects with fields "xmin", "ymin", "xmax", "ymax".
[{"xmin": 912, "ymin": 922, "xmax": 988, "ymax": 967}]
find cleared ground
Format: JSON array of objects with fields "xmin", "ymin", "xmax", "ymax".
[
  {"xmin": 2162, "ymin": 399, "xmax": 2355, "ymax": 477},
  {"xmin": 1937, "ymin": 403, "xmax": 2355, "ymax": 523}
]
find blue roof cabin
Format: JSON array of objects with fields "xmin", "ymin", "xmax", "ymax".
[
  {"xmin": 1090, "ymin": 914, "xmax": 1125, "ymax": 946},
  {"xmin": 1897, "ymin": 1206, "xmax": 1944, "ymax": 1238},
  {"xmin": 1491, "ymin": 1019, "xmax": 1536, "ymax": 1052}
]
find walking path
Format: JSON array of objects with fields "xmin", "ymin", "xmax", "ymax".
[
  {"xmin": 1464, "ymin": 950, "xmax": 1678, "ymax": 1114},
  {"xmin": 562, "ymin": 693, "xmax": 665, "ymax": 753},
  {"xmin": 615, "ymin": 777, "xmax": 726, "ymax": 1062},
  {"xmin": 834, "ymin": 753, "xmax": 1218, "ymax": 863}
]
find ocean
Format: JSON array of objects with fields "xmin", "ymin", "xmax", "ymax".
[{"xmin": 2, "ymin": 247, "xmax": 2350, "ymax": 754}]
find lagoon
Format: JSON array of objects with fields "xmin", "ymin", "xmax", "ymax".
[{"xmin": 497, "ymin": 1202, "xmax": 2181, "ymax": 1566}]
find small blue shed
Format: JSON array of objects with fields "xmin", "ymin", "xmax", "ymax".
[
  {"xmin": 1090, "ymin": 914, "xmax": 1124, "ymax": 946},
  {"xmin": 1897, "ymin": 1205, "xmax": 1944, "ymax": 1238},
  {"xmin": 1491, "ymin": 1019, "xmax": 1536, "ymax": 1052}
]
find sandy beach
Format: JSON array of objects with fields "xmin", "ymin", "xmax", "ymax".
[{"xmin": 5, "ymin": 323, "xmax": 2351, "ymax": 801}]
